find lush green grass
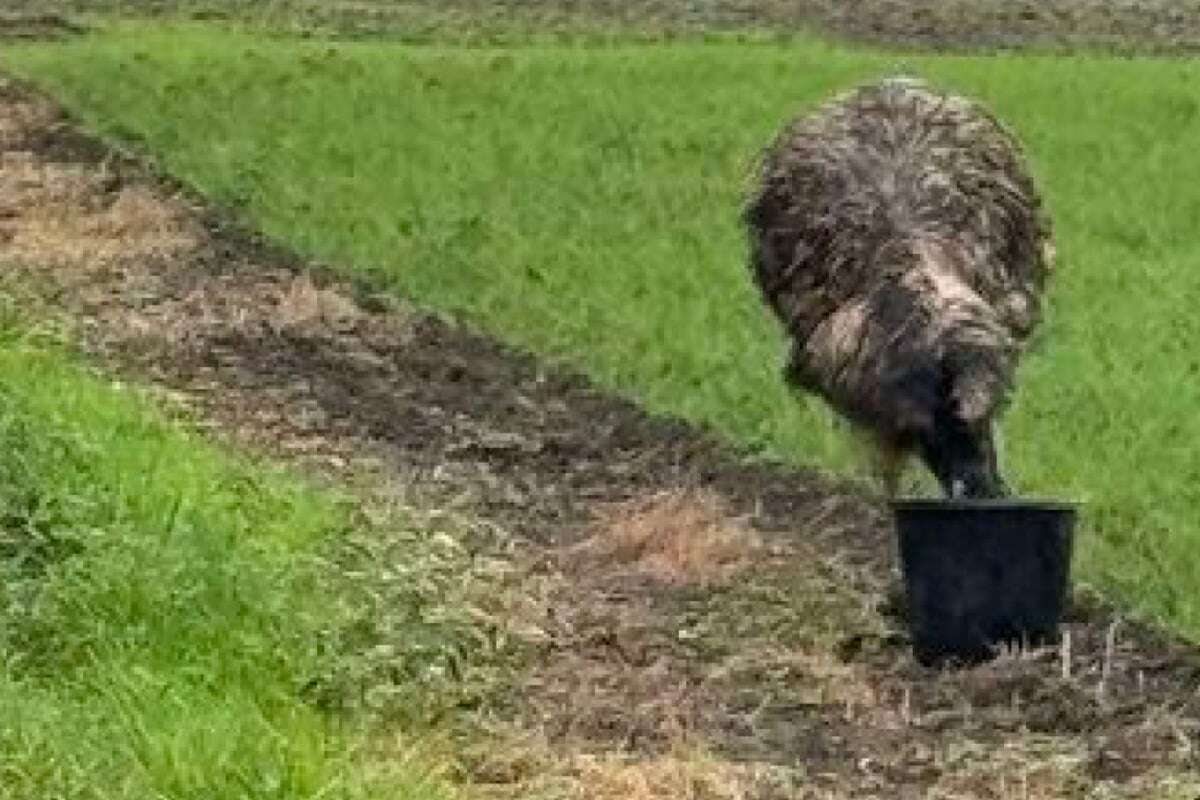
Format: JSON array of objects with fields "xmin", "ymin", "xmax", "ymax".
[
  {"xmin": 0, "ymin": 307, "xmax": 457, "ymax": 798},
  {"xmin": 6, "ymin": 27, "xmax": 1200, "ymax": 636}
]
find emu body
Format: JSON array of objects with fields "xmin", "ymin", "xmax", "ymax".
[{"xmin": 745, "ymin": 78, "xmax": 1054, "ymax": 498}]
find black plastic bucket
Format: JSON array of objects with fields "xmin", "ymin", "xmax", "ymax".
[{"xmin": 892, "ymin": 499, "xmax": 1077, "ymax": 667}]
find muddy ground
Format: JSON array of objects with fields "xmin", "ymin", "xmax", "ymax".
[
  {"xmin": 10, "ymin": 0, "xmax": 1200, "ymax": 53},
  {"xmin": 3, "ymin": 61, "xmax": 1200, "ymax": 800}
]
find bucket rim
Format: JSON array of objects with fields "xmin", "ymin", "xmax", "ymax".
[{"xmin": 890, "ymin": 498, "xmax": 1078, "ymax": 513}]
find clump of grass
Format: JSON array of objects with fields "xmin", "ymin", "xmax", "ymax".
[
  {"xmin": 0, "ymin": 312, "xmax": 460, "ymax": 798},
  {"xmin": 6, "ymin": 27, "xmax": 1200, "ymax": 640},
  {"xmin": 310, "ymin": 498, "xmax": 522, "ymax": 734}
]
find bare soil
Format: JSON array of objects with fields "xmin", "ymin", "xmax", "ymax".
[
  {"xmin": 3, "ymin": 77, "xmax": 1200, "ymax": 799},
  {"xmin": 0, "ymin": 12, "xmax": 85, "ymax": 41},
  {"xmin": 11, "ymin": 0, "xmax": 1200, "ymax": 53}
]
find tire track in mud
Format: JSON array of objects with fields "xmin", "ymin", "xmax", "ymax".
[{"xmin": 2, "ymin": 77, "xmax": 1199, "ymax": 798}]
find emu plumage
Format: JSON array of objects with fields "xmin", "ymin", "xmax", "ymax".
[{"xmin": 745, "ymin": 77, "xmax": 1055, "ymax": 498}]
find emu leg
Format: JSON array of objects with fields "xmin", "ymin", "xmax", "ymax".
[{"xmin": 873, "ymin": 439, "xmax": 905, "ymax": 499}]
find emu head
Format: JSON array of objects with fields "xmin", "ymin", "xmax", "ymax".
[
  {"xmin": 885, "ymin": 355, "xmax": 1009, "ymax": 499},
  {"xmin": 922, "ymin": 413, "xmax": 1006, "ymax": 500},
  {"xmin": 874, "ymin": 242, "xmax": 1015, "ymax": 501},
  {"xmin": 878, "ymin": 331, "xmax": 1010, "ymax": 500}
]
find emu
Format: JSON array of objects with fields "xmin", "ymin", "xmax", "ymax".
[{"xmin": 744, "ymin": 77, "xmax": 1055, "ymax": 499}]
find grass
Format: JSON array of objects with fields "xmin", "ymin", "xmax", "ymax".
[
  {"xmin": 0, "ymin": 302, "xmax": 460, "ymax": 798},
  {"xmin": 4, "ymin": 25, "xmax": 1200, "ymax": 639}
]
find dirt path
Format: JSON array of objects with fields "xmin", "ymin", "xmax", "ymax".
[
  {"xmin": 11, "ymin": 1, "xmax": 1200, "ymax": 53},
  {"xmin": 3, "ymin": 77, "xmax": 1199, "ymax": 799}
]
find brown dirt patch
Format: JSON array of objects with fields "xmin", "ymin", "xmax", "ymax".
[
  {"xmin": 0, "ymin": 12, "xmax": 85, "ymax": 42},
  {"xmin": 0, "ymin": 155, "xmax": 197, "ymax": 271},
  {"xmin": 3, "ymin": 75, "xmax": 1200, "ymax": 798},
  {"xmin": 13, "ymin": 0, "xmax": 1200, "ymax": 53},
  {"xmin": 574, "ymin": 489, "xmax": 760, "ymax": 588}
]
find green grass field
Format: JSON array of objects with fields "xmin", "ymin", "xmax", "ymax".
[
  {"xmin": 0, "ymin": 306, "xmax": 459, "ymax": 798},
  {"xmin": 5, "ymin": 25, "xmax": 1200, "ymax": 638}
]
